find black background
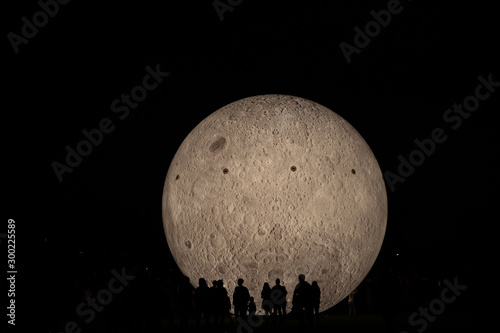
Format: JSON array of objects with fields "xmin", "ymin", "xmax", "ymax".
[{"xmin": 4, "ymin": 0, "xmax": 499, "ymax": 331}]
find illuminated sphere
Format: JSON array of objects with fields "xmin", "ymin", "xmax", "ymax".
[{"xmin": 162, "ymin": 94, "xmax": 387, "ymax": 312}]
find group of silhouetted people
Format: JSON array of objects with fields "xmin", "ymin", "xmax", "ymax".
[
  {"xmin": 291, "ymin": 274, "xmax": 322, "ymax": 331},
  {"xmin": 188, "ymin": 277, "xmax": 232, "ymax": 332},
  {"xmin": 177, "ymin": 274, "xmax": 321, "ymax": 332}
]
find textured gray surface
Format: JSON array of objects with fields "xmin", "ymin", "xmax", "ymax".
[{"xmin": 162, "ymin": 95, "xmax": 387, "ymax": 312}]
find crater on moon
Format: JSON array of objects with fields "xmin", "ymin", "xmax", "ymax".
[
  {"xmin": 209, "ymin": 136, "xmax": 227, "ymax": 153},
  {"xmin": 162, "ymin": 94, "xmax": 387, "ymax": 313}
]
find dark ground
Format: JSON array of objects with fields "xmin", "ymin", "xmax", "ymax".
[
  {"xmin": 160, "ymin": 313, "xmax": 483, "ymax": 333},
  {"xmin": 49, "ymin": 312, "xmax": 489, "ymax": 333}
]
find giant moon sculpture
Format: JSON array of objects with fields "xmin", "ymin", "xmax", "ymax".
[{"xmin": 162, "ymin": 94, "xmax": 387, "ymax": 312}]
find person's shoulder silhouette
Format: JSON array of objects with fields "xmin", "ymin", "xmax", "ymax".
[
  {"xmin": 310, "ymin": 281, "xmax": 320, "ymax": 302},
  {"xmin": 311, "ymin": 281, "xmax": 320, "ymax": 296},
  {"xmin": 261, "ymin": 282, "xmax": 271, "ymax": 298},
  {"xmin": 233, "ymin": 278, "xmax": 250, "ymax": 305},
  {"xmin": 195, "ymin": 278, "xmax": 210, "ymax": 308},
  {"xmin": 213, "ymin": 280, "xmax": 227, "ymax": 309},
  {"xmin": 273, "ymin": 278, "xmax": 286, "ymax": 290},
  {"xmin": 293, "ymin": 274, "xmax": 311, "ymax": 306}
]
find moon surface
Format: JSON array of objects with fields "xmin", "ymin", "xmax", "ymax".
[{"xmin": 162, "ymin": 94, "xmax": 387, "ymax": 312}]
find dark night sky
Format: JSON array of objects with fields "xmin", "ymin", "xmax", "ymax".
[{"xmin": 4, "ymin": 0, "xmax": 499, "ymax": 324}]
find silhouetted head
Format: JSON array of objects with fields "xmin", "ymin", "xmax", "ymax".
[
  {"xmin": 199, "ymin": 278, "xmax": 207, "ymax": 287},
  {"xmin": 298, "ymin": 274, "xmax": 305, "ymax": 282},
  {"xmin": 263, "ymin": 282, "xmax": 270, "ymax": 289},
  {"xmin": 217, "ymin": 280, "xmax": 224, "ymax": 288},
  {"xmin": 249, "ymin": 296, "xmax": 254, "ymax": 302},
  {"xmin": 238, "ymin": 278, "xmax": 244, "ymax": 286},
  {"xmin": 212, "ymin": 280, "xmax": 217, "ymax": 287},
  {"xmin": 312, "ymin": 281, "xmax": 318, "ymax": 287},
  {"xmin": 276, "ymin": 278, "xmax": 281, "ymax": 285},
  {"xmin": 183, "ymin": 276, "xmax": 190, "ymax": 283}
]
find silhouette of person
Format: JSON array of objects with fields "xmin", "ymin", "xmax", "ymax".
[
  {"xmin": 271, "ymin": 278, "xmax": 288, "ymax": 321},
  {"xmin": 261, "ymin": 282, "xmax": 273, "ymax": 318},
  {"xmin": 218, "ymin": 280, "xmax": 232, "ymax": 323},
  {"xmin": 348, "ymin": 288, "xmax": 358, "ymax": 318},
  {"xmin": 292, "ymin": 274, "xmax": 309, "ymax": 312},
  {"xmin": 293, "ymin": 274, "xmax": 314, "ymax": 332},
  {"xmin": 213, "ymin": 280, "xmax": 225, "ymax": 331},
  {"xmin": 248, "ymin": 296, "xmax": 257, "ymax": 317},
  {"xmin": 194, "ymin": 278, "xmax": 210, "ymax": 332},
  {"xmin": 310, "ymin": 281, "xmax": 321, "ymax": 322},
  {"xmin": 178, "ymin": 276, "xmax": 194, "ymax": 333},
  {"xmin": 213, "ymin": 279, "xmax": 231, "ymax": 331},
  {"xmin": 233, "ymin": 278, "xmax": 250, "ymax": 320}
]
